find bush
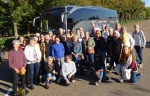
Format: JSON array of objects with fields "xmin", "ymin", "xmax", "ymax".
[{"xmin": 0, "ymin": 37, "xmax": 15, "ymax": 51}]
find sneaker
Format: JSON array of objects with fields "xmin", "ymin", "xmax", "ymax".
[
  {"xmin": 118, "ymin": 77, "xmax": 123, "ymax": 83},
  {"xmin": 138, "ymin": 64, "xmax": 143, "ymax": 68},
  {"xmin": 98, "ymin": 80, "xmax": 101, "ymax": 82},
  {"xmin": 95, "ymin": 80, "xmax": 101, "ymax": 85},
  {"xmin": 71, "ymin": 80, "xmax": 75, "ymax": 83},
  {"xmin": 45, "ymin": 85, "xmax": 49, "ymax": 89},
  {"xmin": 95, "ymin": 82, "xmax": 99, "ymax": 85},
  {"xmin": 139, "ymin": 73, "xmax": 143, "ymax": 76}
]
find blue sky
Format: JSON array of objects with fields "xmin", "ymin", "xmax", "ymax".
[{"xmin": 142, "ymin": 0, "xmax": 150, "ymax": 7}]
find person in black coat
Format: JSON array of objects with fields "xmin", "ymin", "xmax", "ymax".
[
  {"xmin": 42, "ymin": 56, "xmax": 57, "ymax": 89},
  {"xmin": 63, "ymin": 34, "xmax": 72, "ymax": 55}
]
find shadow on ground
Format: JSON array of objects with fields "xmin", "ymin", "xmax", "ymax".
[
  {"xmin": 0, "ymin": 60, "xmax": 12, "ymax": 95},
  {"xmin": 146, "ymin": 42, "xmax": 150, "ymax": 48}
]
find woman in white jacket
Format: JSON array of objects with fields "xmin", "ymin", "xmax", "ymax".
[{"xmin": 24, "ymin": 37, "xmax": 41, "ymax": 90}]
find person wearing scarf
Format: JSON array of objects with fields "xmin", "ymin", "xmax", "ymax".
[
  {"xmin": 119, "ymin": 46, "xmax": 141, "ymax": 83},
  {"xmin": 121, "ymin": 26, "xmax": 135, "ymax": 49}
]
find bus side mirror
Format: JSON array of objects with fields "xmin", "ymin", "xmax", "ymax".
[
  {"xmin": 33, "ymin": 16, "xmax": 40, "ymax": 27},
  {"xmin": 61, "ymin": 12, "xmax": 70, "ymax": 22},
  {"xmin": 61, "ymin": 14, "xmax": 65, "ymax": 23}
]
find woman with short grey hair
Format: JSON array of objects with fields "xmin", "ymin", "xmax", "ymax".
[
  {"xmin": 8, "ymin": 40, "xmax": 27, "ymax": 96},
  {"xmin": 61, "ymin": 55, "xmax": 77, "ymax": 86},
  {"xmin": 24, "ymin": 37, "xmax": 42, "ymax": 90}
]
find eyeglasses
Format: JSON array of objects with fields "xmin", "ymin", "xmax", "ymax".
[{"xmin": 96, "ymin": 33, "xmax": 100, "ymax": 34}]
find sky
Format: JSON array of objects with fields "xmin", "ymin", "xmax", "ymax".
[{"xmin": 142, "ymin": 0, "xmax": 150, "ymax": 7}]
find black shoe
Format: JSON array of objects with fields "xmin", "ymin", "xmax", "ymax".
[
  {"xmin": 30, "ymin": 86, "xmax": 34, "ymax": 90},
  {"xmin": 104, "ymin": 76, "xmax": 111, "ymax": 81},
  {"xmin": 35, "ymin": 82, "xmax": 40, "ymax": 86}
]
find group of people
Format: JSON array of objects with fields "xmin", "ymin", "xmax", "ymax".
[{"xmin": 8, "ymin": 22, "xmax": 146, "ymax": 96}]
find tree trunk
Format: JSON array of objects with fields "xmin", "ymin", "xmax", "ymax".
[{"xmin": 13, "ymin": 22, "xmax": 18, "ymax": 38}]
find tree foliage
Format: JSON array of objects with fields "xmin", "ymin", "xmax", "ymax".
[{"xmin": 0, "ymin": 0, "xmax": 149, "ymax": 37}]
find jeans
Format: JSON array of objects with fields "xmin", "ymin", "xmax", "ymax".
[
  {"xmin": 73, "ymin": 56, "xmax": 83, "ymax": 74},
  {"xmin": 85, "ymin": 54, "xmax": 95, "ymax": 69},
  {"xmin": 12, "ymin": 69, "xmax": 26, "ymax": 94},
  {"xmin": 97, "ymin": 49, "xmax": 107, "ymax": 70},
  {"xmin": 27, "ymin": 62, "xmax": 40, "ymax": 86},
  {"xmin": 43, "ymin": 73, "xmax": 56, "ymax": 85},
  {"xmin": 130, "ymin": 71, "xmax": 141, "ymax": 83},
  {"xmin": 134, "ymin": 46, "xmax": 143, "ymax": 64},
  {"xmin": 55, "ymin": 57, "xmax": 64, "ymax": 75},
  {"xmin": 96, "ymin": 71, "xmax": 103, "ymax": 80}
]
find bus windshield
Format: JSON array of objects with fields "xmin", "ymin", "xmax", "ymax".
[{"xmin": 42, "ymin": 8, "xmax": 65, "ymax": 32}]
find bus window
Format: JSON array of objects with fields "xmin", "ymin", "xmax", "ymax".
[
  {"xmin": 68, "ymin": 8, "xmax": 117, "ymax": 27},
  {"xmin": 42, "ymin": 20, "xmax": 48, "ymax": 32},
  {"xmin": 42, "ymin": 8, "xmax": 65, "ymax": 32},
  {"xmin": 67, "ymin": 18, "xmax": 74, "ymax": 30}
]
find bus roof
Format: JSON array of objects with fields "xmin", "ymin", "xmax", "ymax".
[{"xmin": 43, "ymin": 5, "xmax": 116, "ymax": 13}]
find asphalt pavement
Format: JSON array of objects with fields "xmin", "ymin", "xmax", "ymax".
[{"xmin": 0, "ymin": 20, "xmax": 150, "ymax": 96}]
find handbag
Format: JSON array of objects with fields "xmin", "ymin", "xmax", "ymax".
[
  {"xmin": 88, "ymin": 48, "xmax": 95, "ymax": 54},
  {"xmin": 122, "ymin": 68, "xmax": 131, "ymax": 80}
]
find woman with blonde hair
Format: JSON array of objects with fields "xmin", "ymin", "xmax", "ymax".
[
  {"xmin": 120, "ymin": 26, "xmax": 135, "ymax": 49},
  {"xmin": 94, "ymin": 30, "xmax": 107, "ymax": 70}
]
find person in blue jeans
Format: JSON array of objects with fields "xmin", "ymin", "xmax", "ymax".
[
  {"xmin": 24, "ymin": 37, "xmax": 42, "ymax": 90},
  {"xmin": 82, "ymin": 31, "xmax": 95, "ymax": 71},
  {"xmin": 132, "ymin": 24, "xmax": 146, "ymax": 68},
  {"xmin": 129, "ymin": 60, "xmax": 142, "ymax": 83},
  {"xmin": 94, "ymin": 56, "xmax": 104, "ymax": 85},
  {"xmin": 119, "ymin": 46, "xmax": 141, "ymax": 83},
  {"xmin": 70, "ymin": 35, "xmax": 83, "ymax": 75},
  {"xmin": 94, "ymin": 30, "xmax": 107, "ymax": 70},
  {"xmin": 42, "ymin": 56, "xmax": 56, "ymax": 89}
]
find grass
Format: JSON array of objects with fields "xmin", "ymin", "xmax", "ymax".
[{"xmin": 119, "ymin": 19, "xmax": 143, "ymax": 24}]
